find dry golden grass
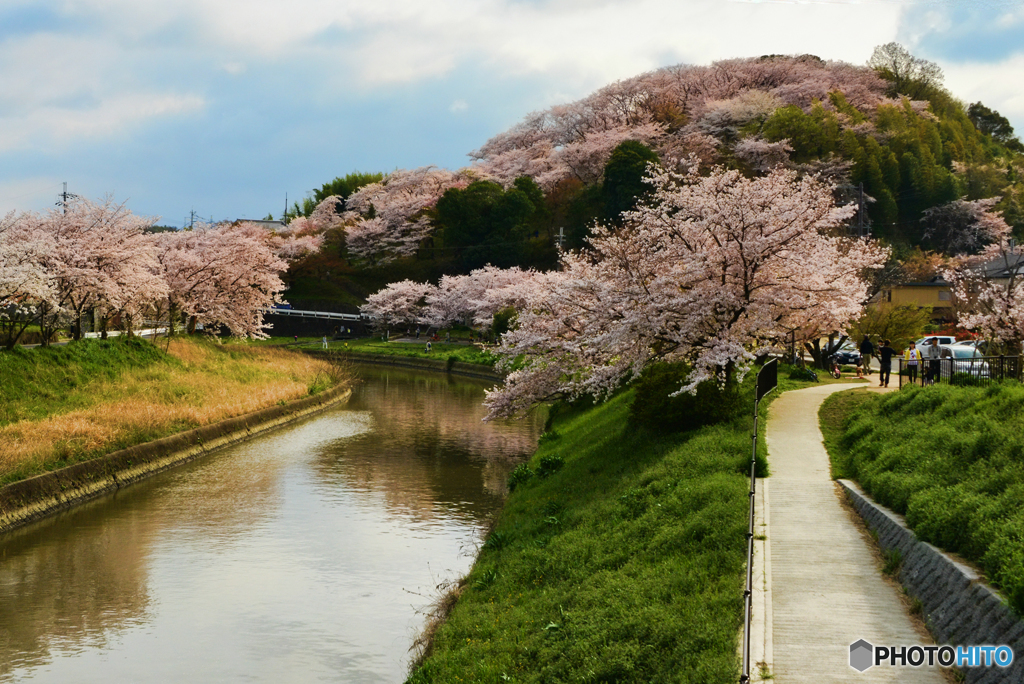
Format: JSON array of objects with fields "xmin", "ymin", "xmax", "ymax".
[{"xmin": 0, "ymin": 338, "xmax": 345, "ymax": 481}]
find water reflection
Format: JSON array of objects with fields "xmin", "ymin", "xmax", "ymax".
[{"xmin": 0, "ymin": 365, "xmax": 540, "ymax": 683}]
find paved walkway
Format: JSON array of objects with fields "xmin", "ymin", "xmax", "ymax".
[{"xmin": 763, "ymin": 384, "xmax": 945, "ymax": 683}]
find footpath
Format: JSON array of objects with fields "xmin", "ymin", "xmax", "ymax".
[{"xmin": 760, "ymin": 383, "xmax": 946, "ymax": 683}]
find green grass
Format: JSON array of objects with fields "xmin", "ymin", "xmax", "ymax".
[
  {"xmin": 0, "ymin": 337, "xmax": 168, "ymax": 426},
  {"xmin": 818, "ymin": 389, "xmax": 878, "ymax": 479},
  {"xmin": 342, "ymin": 338, "xmax": 498, "ymax": 366},
  {"xmin": 820, "ymin": 383, "xmax": 1024, "ymax": 615},
  {"xmin": 0, "ymin": 337, "xmax": 344, "ymax": 484},
  {"xmin": 407, "ymin": 364, "xmax": 820, "ymax": 683}
]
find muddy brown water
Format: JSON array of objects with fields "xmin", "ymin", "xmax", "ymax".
[{"xmin": 0, "ymin": 365, "xmax": 542, "ymax": 683}]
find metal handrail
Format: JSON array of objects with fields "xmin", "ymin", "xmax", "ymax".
[
  {"xmin": 265, "ymin": 308, "xmax": 363, "ymax": 321},
  {"xmin": 741, "ymin": 360, "xmax": 777, "ymax": 683}
]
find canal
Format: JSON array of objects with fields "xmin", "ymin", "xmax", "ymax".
[{"xmin": 0, "ymin": 365, "xmax": 542, "ymax": 683}]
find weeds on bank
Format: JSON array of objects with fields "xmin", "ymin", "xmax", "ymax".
[
  {"xmin": 820, "ymin": 384, "xmax": 1024, "ymax": 615},
  {"xmin": 0, "ymin": 337, "xmax": 345, "ymax": 484},
  {"xmin": 408, "ymin": 393, "xmax": 776, "ymax": 680}
]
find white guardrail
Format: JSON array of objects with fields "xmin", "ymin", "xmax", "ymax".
[{"xmin": 266, "ymin": 308, "xmax": 364, "ymax": 322}]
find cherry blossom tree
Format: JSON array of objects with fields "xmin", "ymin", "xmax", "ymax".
[
  {"xmin": 156, "ymin": 222, "xmax": 288, "ymax": 338},
  {"xmin": 0, "ymin": 211, "xmax": 55, "ymax": 348},
  {"xmin": 484, "ymin": 166, "xmax": 887, "ymax": 418},
  {"xmin": 471, "ymin": 55, "xmax": 889, "ymax": 190},
  {"xmin": 360, "ymin": 279, "xmax": 436, "ymax": 329},
  {"xmin": 343, "ymin": 167, "xmax": 473, "ymax": 265},
  {"xmin": 921, "ymin": 198, "xmax": 1008, "ymax": 256},
  {"xmin": 941, "ymin": 202, "xmax": 1023, "ymax": 351},
  {"xmin": 18, "ymin": 197, "xmax": 165, "ymax": 341}
]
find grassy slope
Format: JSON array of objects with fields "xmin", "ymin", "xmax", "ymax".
[
  {"xmin": 409, "ymin": 368, "xmax": 819, "ymax": 683},
  {"xmin": 343, "ymin": 338, "xmax": 498, "ymax": 366},
  {"xmin": 0, "ymin": 337, "xmax": 343, "ymax": 485},
  {"xmin": 820, "ymin": 385, "xmax": 1024, "ymax": 614}
]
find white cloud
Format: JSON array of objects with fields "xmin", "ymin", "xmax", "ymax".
[
  {"xmin": 0, "ymin": 33, "xmax": 205, "ymax": 152},
  {"xmin": 0, "ymin": 177, "xmax": 65, "ymax": 217},
  {"xmin": 449, "ymin": 99, "xmax": 468, "ymax": 114},
  {"xmin": 944, "ymin": 54, "xmax": 1024, "ymax": 128}
]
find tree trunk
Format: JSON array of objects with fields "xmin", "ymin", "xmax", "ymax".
[{"xmin": 804, "ymin": 333, "xmax": 847, "ymax": 369}]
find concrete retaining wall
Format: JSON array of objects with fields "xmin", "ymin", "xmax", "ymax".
[
  {"xmin": 839, "ymin": 479, "xmax": 1024, "ymax": 683},
  {"xmin": 0, "ymin": 384, "xmax": 352, "ymax": 536}
]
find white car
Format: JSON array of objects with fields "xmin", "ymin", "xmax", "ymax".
[
  {"xmin": 917, "ymin": 335, "xmax": 958, "ymax": 347},
  {"xmin": 937, "ymin": 345, "xmax": 989, "ymax": 378}
]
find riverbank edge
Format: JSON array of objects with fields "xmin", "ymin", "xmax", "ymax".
[
  {"xmin": 305, "ymin": 348, "xmax": 503, "ymax": 381},
  {"xmin": 839, "ymin": 479, "xmax": 1024, "ymax": 684},
  {"xmin": 0, "ymin": 383, "xmax": 352, "ymax": 536}
]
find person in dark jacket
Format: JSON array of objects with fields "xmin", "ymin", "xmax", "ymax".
[
  {"xmin": 877, "ymin": 339, "xmax": 895, "ymax": 387},
  {"xmin": 859, "ymin": 335, "xmax": 874, "ymax": 376}
]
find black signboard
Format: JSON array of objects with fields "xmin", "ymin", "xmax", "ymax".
[{"xmin": 756, "ymin": 359, "xmax": 778, "ymax": 403}]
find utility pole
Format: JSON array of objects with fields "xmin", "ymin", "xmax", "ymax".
[
  {"xmin": 857, "ymin": 182, "xmax": 866, "ymax": 237},
  {"xmin": 556, "ymin": 227, "xmax": 566, "ymax": 249},
  {"xmin": 283, "ymin": 193, "xmax": 288, "ymax": 223},
  {"xmin": 56, "ymin": 182, "xmax": 79, "ymax": 214}
]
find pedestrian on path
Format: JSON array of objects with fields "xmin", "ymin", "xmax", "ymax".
[
  {"xmin": 878, "ymin": 339, "xmax": 894, "ymax": 387},
  {"xmin": 859, "ymin": 335, "xmax": 874, "ymax": 376},
  {"xmin": 322, "ymin": 335, "xmax": 328, "ymax": 349},
  {"xmin": 924, "ymin": 338, "xmax": 942, "ymax": 384},
  {"xmin": 904, "ymin": 341, "xmax": 922, "ymax": 384}
]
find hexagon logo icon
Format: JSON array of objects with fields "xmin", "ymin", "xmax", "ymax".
[{"xmin": 850, "ymin": 639, "xmax": 874, "ymax": 672}]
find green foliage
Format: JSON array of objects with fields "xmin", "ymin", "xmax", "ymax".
[
  {"xmin": 968, "ymin": 102, "xmax": 1017, "ymax": 145},
  {"xmin": 434, "ymin": 177, "xmax": 552, "ymax": 271},
  {"xmin": 535, "ymin": 454, "xmax": 564, "ymax": 478},
  {"xmin": 507, "ymin": 464, "xmax": 533, "ymax": 492},
  {"xmin": 601, "ymin": 140, "xmax": 661, "ymax": 224},
  {"xmin": 491, "ymin": 306, "xmax": 517, "ymax": 340},
  {"xmin": 629, "ymin": 362, "xmax": 743, "ymax": 433},
  {"xmin": 821, "ymin": 385, "xmax": 1024, "ymax": 614},
  {"xmin": 846, "ymin": 303, "xmax": 933, "ymax": 354},
  {"xmin": 314, "ymin": 171, "xmax": 384, "ymax": 208}
]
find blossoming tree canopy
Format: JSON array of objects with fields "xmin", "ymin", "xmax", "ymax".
[
  {"xmin": 155, "ymin": 222, "xmax": 293, "ymax": 338},
  {"xmin": 483, "ymin": 166, "xmax": 888, "ymax": 418}
]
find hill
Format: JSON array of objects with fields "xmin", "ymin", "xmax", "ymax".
[{"xmin": 282, "ymin": 46, "xmax": 1024, "ymax": 313}]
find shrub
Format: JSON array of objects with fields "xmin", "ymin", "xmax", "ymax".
[
  {"xmin": 629, "ymin": 362, "xmax": 742, "ymax": 432},
  {"xmin": 508, "ymin": 463, "xmax": 533, "ymax": 491},
  {"xmin": 536, "ymin": 454, "xmax": 564, "ymax": 478}
]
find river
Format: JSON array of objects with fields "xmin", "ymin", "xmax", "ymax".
[{"xmin": 0, "ymin": 365, "xmax": 542, "ymax": 683}]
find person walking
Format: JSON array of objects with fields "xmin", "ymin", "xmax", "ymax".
[
  {"xmin": 859, "ymin": 335, "xmax": 874, "ymax": 376},
  {"xmin": 904, "ymin": 341, "xmax": 922, "ymax": 385},
  {"xmin": 322, "ymin": 335, "xmax": 328, "ymax": 350},
  {"xmin": 924, "ymin": 337, "xmax": 942, "ymax": 384},
  {"xmin": 877, "ymin": 339, "xmax": 895, "ymax": 387}
]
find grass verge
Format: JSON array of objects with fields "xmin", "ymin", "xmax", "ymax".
[
  {"xmin": 0, "ymin": 336, "xmax": 346, "ymax": 485},
  {"xmin": 407, "ymin": 364, "xmax": 820, "ymax": 683},
  {"xmin": 819, "ymin": 383, "xmax": 1024, "ymax": 615},
  {"xmin": 340, "ymin": 337, "xmax": 498, "ymax": 366}
]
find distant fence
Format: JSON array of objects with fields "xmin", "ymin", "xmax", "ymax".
[{"xmin": 898, "ymin": 355, "xmax": 1023, "ymax": 388}]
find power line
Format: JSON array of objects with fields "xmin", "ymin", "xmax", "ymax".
[{"xmin": 55, "ymin": 182, "xmax": 79, "ymax": 215}]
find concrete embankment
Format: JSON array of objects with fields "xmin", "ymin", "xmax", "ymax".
[
  {"xmin": 0, "ymin": 384, "xmax": 352, "ymax": 535},
  {"xmin": 309, "ymin": 349, "xmax": 503, "ymax": 382},
  {"xmin": 841, "ymin": 480, "xmax": 1024, "ymax": 684}
]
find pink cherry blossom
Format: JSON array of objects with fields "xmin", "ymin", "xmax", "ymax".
[{"xmin": 483, "ymin": 166, "xmax": 887, "ymax": 418}]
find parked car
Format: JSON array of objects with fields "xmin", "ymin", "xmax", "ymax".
[
  {"xmin": 916, "ymin": 335, "xmax": 958, "ymax": 347},
  {"xmin": 938, "ymin": 345, "xmax": 989, "ymax": 378},
  {"xmin": 832, "ymin": 343, "xmax": 860, "ymax": 365}
]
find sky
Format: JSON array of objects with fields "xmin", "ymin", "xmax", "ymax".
[{"xmin": 0, "ymin": 0, "xmax": 1021, "ymax": 227}]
